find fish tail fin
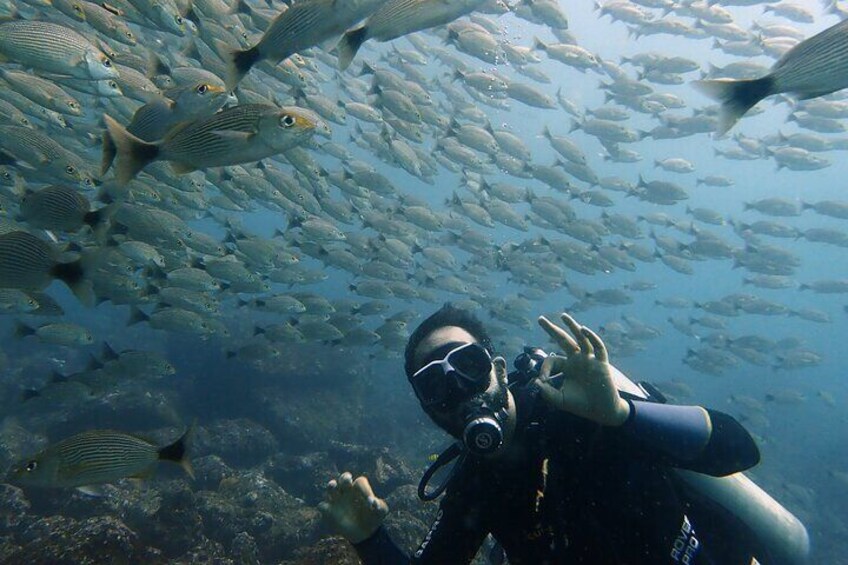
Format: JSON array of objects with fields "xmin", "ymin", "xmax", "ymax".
[
  {"xmin": 146, "ymin": 49, "xmax": 171, "ymax": 78},
  {"xmin": 227, "ymin": 45, "xmax": 261, "ymax": 90},
  {"xmin": 158, "ymin": 421, "xmax": 195, "ymax": 479},
  {"xmin": 13, "ymin": 320, "xmax": 35, "ymax": 339},
  {"xmin": 127, "ymin": 305, "xmax": 150, "ymax": 325},
  {"xmin": 101, "ymin": 127, "xmax": 117, "ymax": 175},
  {"xmin": 51, "ymin": 258, "xmax": 95, "ymax": 307},
  {"xmin": 102, "ymin": 114, "xmax": 158, "ymax": 186},
  {"xmin": 337, "ymin": 26, "xmax": 368, "ymax": 71},
  {"xmin": 692, "ymin": 76, "xmax": 774, "ymax": 137}
]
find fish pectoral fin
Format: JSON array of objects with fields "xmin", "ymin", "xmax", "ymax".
[
  {"xmin": 128, "ymin": 467, "xmax": 154, "ymax": 487},
  {"xmin": 76, "ymin": 485, "xmax": 107, "ymax": 497},
  {"xmin": 209, "ymin": 129, "xmax": 256, "ymax": 141},
  {"xmin": 170, "ymin": 161, "xmax": 198, "ymax": 174}
]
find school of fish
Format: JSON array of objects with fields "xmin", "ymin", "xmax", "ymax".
[{"xmin": 0, "ymin": 0, "xmax": 847, "ymax": 558}]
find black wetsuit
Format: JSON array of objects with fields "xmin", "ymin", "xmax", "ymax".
[{"xmin": 355, "ymin": 384, "xmax": 762, "ymax": 564}]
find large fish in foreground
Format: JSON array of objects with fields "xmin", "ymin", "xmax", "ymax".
[
  {"xmin": 6, "ymin": 427, "xmax": 194, "ymax": 491},
  {"xmin": 102, "ymin": 104, "xmax": 328, "ymax": 185},
  {"xmin": 336, "ymin": 0, "xmax": 488, "ymax": 70},
  {"xmin": 226, "ymin": 0, "xmax": 387, "ymax": 90},
  {"xmin": 694, "ymin": 18, "xmax": 848, "ymax": 136}
]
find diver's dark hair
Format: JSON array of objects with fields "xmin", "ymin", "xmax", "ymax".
[{"xmin": 404, "ymin": 303, "xmax": 494, "ymax": 379}]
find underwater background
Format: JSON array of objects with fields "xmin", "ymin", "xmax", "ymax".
[{"xmin": 0, "ymin": 0, "xmax": 846, "ymax": 562}]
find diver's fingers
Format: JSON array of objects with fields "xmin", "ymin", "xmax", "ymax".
[
  {"xmin": 325, "ymin": 478, "xmax": 339, "ymax": 499},
  {"xmin": 353, "ymin": 476, "xmax": 375, "ymax": 498},
  {"xmin": 338, "ymin": 471, "xmax": 354, "ymax": 490},
  {"xmin": 538, "ymin": 315, "xmax": 579, "ymax": 355},
  {"xmin": 534, "ymin": 377, "xmax": 560, "ymax": 406},
  {"xmin": 369, "ymin": 496, "xmax": 389, "ymax": 517},
  {"xmin": 492, "ymin": 356, "xmax": 509, "ymax": 386},
  {"xmin": 539, "ymin": 355, "xmax": 566, "ymax": 381},
  {"xmin": 561, "ymin": 313, "xmax": 592, "ymax": 355},
  {"xmin": 582, "ymin": 327, "xmax": 607, "ymax": 363}
]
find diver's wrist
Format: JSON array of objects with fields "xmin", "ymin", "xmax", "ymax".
[{"xmin": 607, "ymin": 398, "xmax": 631, "ymax": 427}]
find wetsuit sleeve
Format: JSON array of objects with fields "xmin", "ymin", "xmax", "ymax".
[
  {"xmin": 617, "ymin": 399, "xmax": 760, "ymax": 476},
  {"xmin": 353, "ymin": 525, "xmax": 409, "ymax": 565},
  {"xmin": 409, "ymin": 492, "xmax": 489, "ymax": 564},
  {"xmin": 352, "ymin": 494, "xmax": 487, "ymax": 565}
]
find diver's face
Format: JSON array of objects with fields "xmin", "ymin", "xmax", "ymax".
[{"xmin": 414, "ymin": 327, "xmax": 516, "ymax": 445}]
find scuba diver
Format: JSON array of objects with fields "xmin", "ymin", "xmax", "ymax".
[{"xmin": 320, "ymin": 305, "xmax": 810, "ymax": 564}]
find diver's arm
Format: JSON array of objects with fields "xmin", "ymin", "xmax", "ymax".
[
  {"xmin": 618, "ymin": 399, "xmax": 760, "ymax": 476},
  {"xmin": 352, "ymin": 525, "xmax": 409, "ymax": 565},
  {"xmin": 354, "ymin": 490, "xmax": 487, "ymax": 565}
]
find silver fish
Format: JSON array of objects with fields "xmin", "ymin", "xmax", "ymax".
[
  {"xmin": 102, "ymin": 104, "xmax": 325, "ymax": 185},
  {"xmin": 0, "ymin": 20, "xmax": 117, "ymax": 80}
]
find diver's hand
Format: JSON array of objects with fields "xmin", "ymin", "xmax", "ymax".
[
  {"xmin": 534, "ymin": 313, "xmax": 630, "ymax": 427},
  {"xmin": 318, "ymin": 472, "xmax": 389, "ymax": 544}
]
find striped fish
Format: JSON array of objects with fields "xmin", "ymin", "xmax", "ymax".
[
  {"xmin": 102, "ymin": 104, "xmax": 327, "ymax": 186},
  {"xmin": 0, "ymin": 231, "xmax": 92, "ymax": 304},
  {"xmin": 0, "ymin": 125, "xmax": 95, "ymax": 188},
  {"xmin": 225, "ymin": 0, "xmax": 386, "ymax": 89},
  {"xmin": 0, "ymin": 20, "xmax": 118, "ymax": 80},
  {"xmin": 19, "ymin": 185, "xmax": 106, "ymax": 232},
  {"xmin": 695, "ymin": 19, "xmax": 848, "ymax": 136},
  {"xmin": 0, "ymin": 70, "xmax": 83, "ymax": 117},
  {"xmin": 336, "ymin": 0, "xmax": 487, "ymax": 70},
  {"xmin": 125, "ymin": 80, "xmax": 228, "ymax": 142},
  {"xmin": 6, "ymin": 427, "xmax": 194, "ymax": 490}
]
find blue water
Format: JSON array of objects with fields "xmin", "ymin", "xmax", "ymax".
[{"xmin": 1, "ymin": 0, "xmax": 847, "ymax": 561}]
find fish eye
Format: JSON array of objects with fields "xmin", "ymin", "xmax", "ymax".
[
  {"xmin": 126, "ymin": 31, "xmax": 134, "ymax": 40},
  {"xmin": 84, "ymin": 178, "xmax": 92, "ymax": 186},
  {"xmin": 109, "ymin": 81, "xmax": 118, "ymax": 89},
  {"xmin": 66, "ymin": 165, "xmax": 77, "ymax": 175},
  {"xmin": 280, "ymin": 114, "xmax": 296, "ymax": 128},
  {"xmin": 175, "ymin": 15, "xmax": 183, "ymax": 25},
  {"xmin": 74, "ymin": 4, "xmax": 83, "ymax": 13},
  {"xmin": 69, "ymin": 101, "xmax": 78, "ymax": 109},
  {"xmin": 196, "ymin": 84, "xmax": 208, "ymax": 95},
  {"xmin": 25, "ymin": 460, "xmax": 37, "ymax": 472},
  {"xmin": 102, "ymin": 57, "xmax": 112, "ymax": 68}
]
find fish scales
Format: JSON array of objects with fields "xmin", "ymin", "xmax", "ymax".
[
  {"xmin": 0, "ymin": 21, "xmax": 107, "ymax": 75},
  {"xmin": 365, "ymin": 0, "xmax": 430, "ymax": 40},
  {"xmin": 0, "ymin": 232, "xmax": 54, "ymax": 288},
  {"xmin": 162, "ymin": 106, "xmax": 272, "ymax": 163},
  {"xmin": 21, "ymin": 186, "xmax": 89, "ymax": 229},
  {"xmin": 260, "ymin": 2, "xmax": 329, "ymax": 56},
  {"xmin": 1, "ymin": 126, "xmax": 69, "ymax": 162},
  {"xmin": 39, "ymin": 431, "xmax": 161, "ymax": 485},
  {"xmin": 774, "ymin": 21, "xmax": 848, "ymax": 95}
]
